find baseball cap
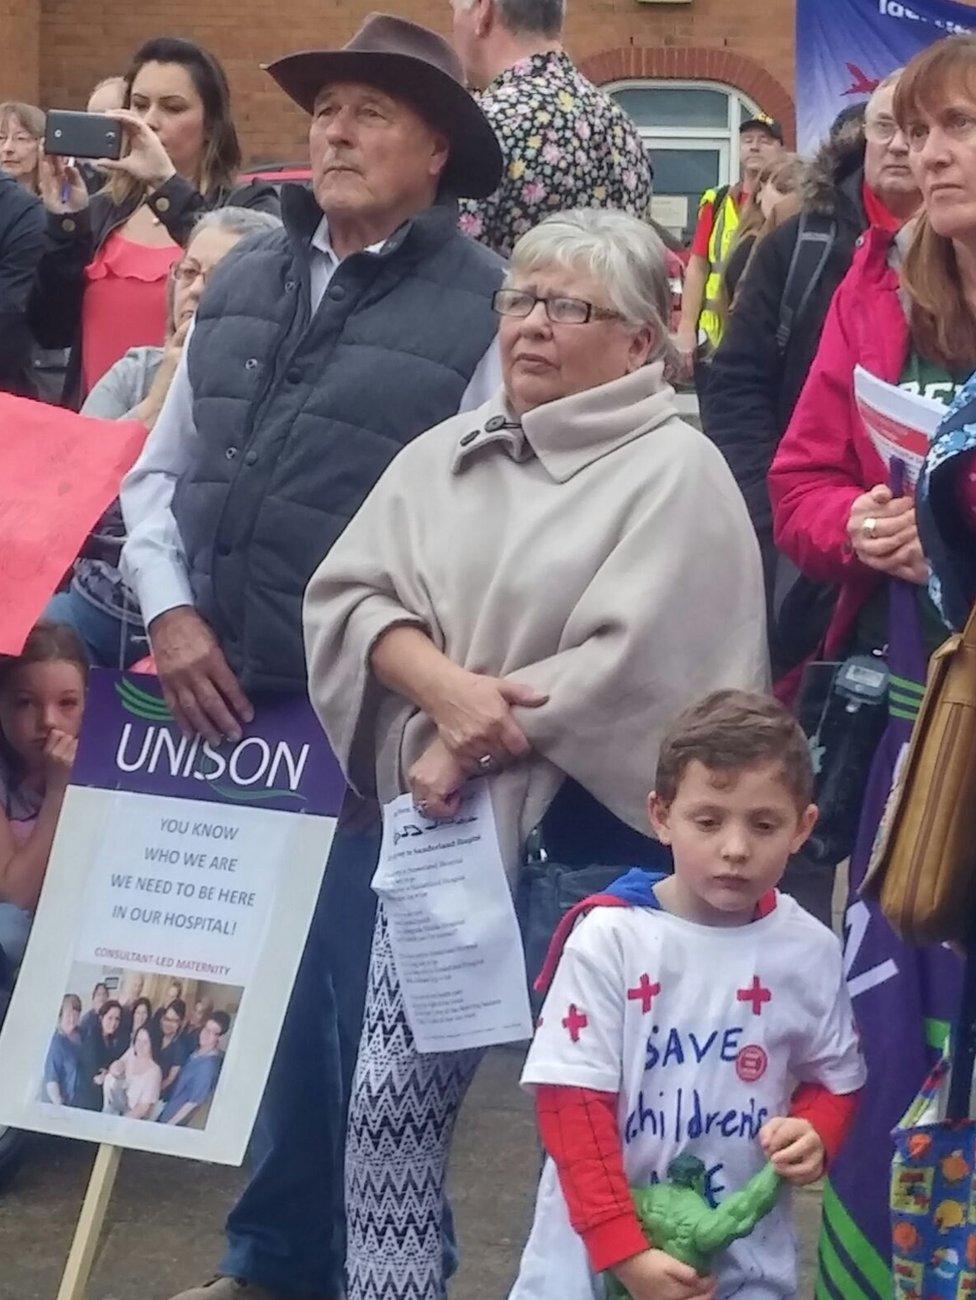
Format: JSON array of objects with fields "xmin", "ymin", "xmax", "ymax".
[{"xmin": 739, "ymin": 113, "xmax": 784, "ymax": 143}]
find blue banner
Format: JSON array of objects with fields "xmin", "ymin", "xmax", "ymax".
[{"xmin": 796, "ymin": 0, "xmax": 976, "ymax": 152}]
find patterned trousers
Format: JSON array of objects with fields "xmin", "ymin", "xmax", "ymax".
[{"xmin": 345, "ymin": 906, "xmax": 485, "ymax": 1300}]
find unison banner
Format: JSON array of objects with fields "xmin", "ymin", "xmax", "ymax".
[
  {"xmin": 796, "ymin": 0, "xmax": 976, "ymax": 152},
  {"xmin": 0, "ymin": 670, "xmax": 344, "ymax": 1164}
]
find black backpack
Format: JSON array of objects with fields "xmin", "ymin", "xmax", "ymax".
[{"xmin": 771, "ymin": 211, "xmax": 842, "ymax": 677}]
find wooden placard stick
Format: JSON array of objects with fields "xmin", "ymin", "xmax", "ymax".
[{"xmin": 57, "ymin": 1143, "xmax": 122, "ymax": 1300}]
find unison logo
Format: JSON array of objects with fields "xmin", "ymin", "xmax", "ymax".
[{"xmin": 114, "ymin": 679, "xmax": 309, "ymax": 804}]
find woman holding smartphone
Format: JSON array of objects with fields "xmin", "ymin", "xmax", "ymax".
[{"xmin": 31, "ymin": 36, "xmax": 278, "ymax": 404}]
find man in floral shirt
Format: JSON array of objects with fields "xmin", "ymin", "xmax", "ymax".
[{"xmin": 452, "ymin": 0, "xmax": 653, "ymax": 257}]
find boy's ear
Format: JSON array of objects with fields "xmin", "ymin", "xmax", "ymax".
[
  {"xmin": 647, "ymin": 791, "xmax": 673, "ymax": 844},
  {"xmin": 789, "ymin": 803, "xmax": 819, "ymax": 855}
]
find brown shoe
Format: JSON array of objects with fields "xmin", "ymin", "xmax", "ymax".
[{"xmin": 167, "ymin": 1279, "xmax": 338, "ymax": 1300}]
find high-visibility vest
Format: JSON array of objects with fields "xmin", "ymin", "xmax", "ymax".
[{"xmin": 698, "ymin": 185, "xmax": 742, "ymax": 351}]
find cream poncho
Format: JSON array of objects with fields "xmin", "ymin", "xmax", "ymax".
[{"xmin": 303, "ymin": 362, "xmax": 769, "ymax": 880}]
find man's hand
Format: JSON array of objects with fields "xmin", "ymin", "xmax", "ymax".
[
  {"xmin": 847, "ymin": 484, "xmax": 929, "ymax": 584},
  {"xmin": 407, "ymin": 737, "xmax": 467, "ymax": 820},
  {"xmin": 760, "ymin": 1116, "xmax": 825, "ymax": 1186},
  {"xmin": 149, "ymin": 606, "xmax": 253, "ymax": 744},
  {"xmin": 673, "ymin": 327, "xmax": 697, "ymax": 382},
  {"xmin": 613, "ymin": 1248, "xmax": 716, "ymax": 1300},
  {"xmin": 425, "ymin": 668, "xmax": 547, "ymax": 769}
]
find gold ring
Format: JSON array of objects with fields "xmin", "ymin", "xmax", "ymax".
[{"xmin": 862, "ymin": 516, "xmax": 878, "ymax": 539}]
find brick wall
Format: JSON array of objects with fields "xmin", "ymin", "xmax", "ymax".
[
  {"xmin": 0, "ymin": 0, "xmax": 41, "ymax": 106},
  {"xmin": 18, "ymin": 0, "xmax": 797, "ymax": 165}
]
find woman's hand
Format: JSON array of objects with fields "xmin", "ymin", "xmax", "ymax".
[
  {"xmin": 95, "ymin": 110, "xmax": 176, "ymax": 192},
  {"xmin": 426, "ymin": 668, "xmax": 548, "ymax": 769},
  {"xmin": 43, "ymin": 730, "xmax": 78, "ymax": 793},
  {"xmin": 613, "ymin": 1249, "xmax": 716, "ymax": 1300},
  {"xmin": 38, "ymin": 155, "xmax": 89, "ymax": 215},
  {"xmin": 407, "ymin": 738, "xmax": 467, "ymax": 820},
  {"xmin": 760, "ymin": 1116, "xmax": 825, "ymax": 1186},
  {"xmin": 847, "ymin": 484, "xmax": 929, "ymax": 584},
  {"xmin": 134, "ymin": 317, "xmax": 191, "ymax": 430}
]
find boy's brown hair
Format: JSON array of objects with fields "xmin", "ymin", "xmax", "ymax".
[{"xmin": 655, "ymin": 690, "xmax": 814, "ymax": 810}]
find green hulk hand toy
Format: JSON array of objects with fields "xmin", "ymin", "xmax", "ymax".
[{"xmin": 604, "ymin": 1153, "xmax": 782, "ymax": 1300}]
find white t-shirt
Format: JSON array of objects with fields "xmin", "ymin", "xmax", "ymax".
[{"xmin": 510, "ymin": 893, "xmax": 866, "ymax": 1300}]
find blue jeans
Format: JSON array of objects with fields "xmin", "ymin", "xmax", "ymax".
[
  {"xmin": 220, "ymin": 795, "xmax": 381, "ymax": 1296},
  {"xmin": 43, "ymin": 589, "xmax": 148, "ymax": 669}
]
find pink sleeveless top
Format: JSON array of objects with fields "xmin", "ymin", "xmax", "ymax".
[{"xmin": 80, "ymin": 229, "xmax": 180, "ymax": 396}]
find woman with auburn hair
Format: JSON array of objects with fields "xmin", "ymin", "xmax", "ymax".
[
  {"xmin": 0, "ymin": 103, "xmax": 45, "ymax": 195},
  {"xmin": 768, "ymin": 33, "xmax": 976, "ymax": 1296},
  {"xmin": 30, "ymin": 35, "xmax": 279, "ymax": 405}
]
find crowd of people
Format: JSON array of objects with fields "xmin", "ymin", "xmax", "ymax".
[
  {"xmin": 0, "ymin": 1, "xmax": 975, "ymax": 1298},
  {"xmin": 43, "ymin": 974, "xmax": 231, "ymax": 1126}
]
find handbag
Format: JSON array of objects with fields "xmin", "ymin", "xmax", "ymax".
[
  {"xmin": 863, "ymin": 600, "xmax": 976, "ymax": 944},
  {"xmin": 890, "ymin": 955, "xmax": 976, "ymax": 1296}
]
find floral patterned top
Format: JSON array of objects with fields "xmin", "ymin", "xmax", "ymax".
[
  {"xmin": 917, "ymin": 368, "xmax": 976, "ymax": 630},
  {"xmin": 458, "ymin": 51, "xmax": 653, "ymax": 258}
]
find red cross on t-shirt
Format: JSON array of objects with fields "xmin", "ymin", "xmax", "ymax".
[
  {"xmin": 562, "ymin": 1003, "xmax": 588, "ymax": 1043},
  {"xmin": 737, "ymin": 976, "xmax": 772, "ymax": 1016},
  {"xmin": 627, "ymin": 974, "xmax": 661, "ymax": 1014}
]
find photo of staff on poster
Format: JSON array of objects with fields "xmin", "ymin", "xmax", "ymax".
[{"xmin": 0, "ymin": 670, "xmax": 345, "ymax": 1165}]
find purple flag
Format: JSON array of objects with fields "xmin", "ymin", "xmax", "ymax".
[{"xmin": 817, "ymin": 575, "xmax": 962, "ymax": 1297}]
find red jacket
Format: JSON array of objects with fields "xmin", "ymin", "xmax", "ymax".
[{"xmin": 768, "ymin": 225, "xmax": 909, "ymax": 657}]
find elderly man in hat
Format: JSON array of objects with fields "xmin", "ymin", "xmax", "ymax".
[{"xmin": 122, "ymin": 16, "xmax": 505, "ymax": 1300}]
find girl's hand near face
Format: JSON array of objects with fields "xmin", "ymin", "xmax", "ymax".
[{"xmin": 43, "ymin": 730, "xmax": 78, "ymax": 792}]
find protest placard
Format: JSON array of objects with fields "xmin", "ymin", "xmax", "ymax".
[
  {"xmin": 0, "ymin": 670, "xmax": 345, "ymax": 1166},
  {"xmin": 854, "ymin": 365, "xmax": 945, "ymax": 490},
  {"xmin": 0, "ymin": 395, "xmax": 149, "ymax": 655}
]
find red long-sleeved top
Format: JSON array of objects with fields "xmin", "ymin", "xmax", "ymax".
[{"xmin": 536, "ymin": 1081, "xmax": 861, "ymax": 1274}]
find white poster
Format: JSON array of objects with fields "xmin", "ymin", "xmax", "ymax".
[
  {"xmin": 0, "ymin": 670, "xmax": 345, "ymax": 1165},
  {"xmin": 372, "ymin": 779, "xmax": 532, "ymax": 1054}
]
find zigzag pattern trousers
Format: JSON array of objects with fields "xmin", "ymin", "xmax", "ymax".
[{"xmin": 345, "ymin": 905, "xmax": 485, "ymax": 1299}]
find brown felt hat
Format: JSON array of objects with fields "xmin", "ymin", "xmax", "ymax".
[{"xmin": 264, "ymin": 13, "xmax": 503, "ymax": 200}]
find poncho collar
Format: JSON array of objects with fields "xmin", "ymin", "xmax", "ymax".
[{"xmin": 451, "ymin": 361, "xmax": 679, "ymax": 483}]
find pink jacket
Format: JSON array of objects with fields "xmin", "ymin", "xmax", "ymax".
[{"xmin": 768, "ymin": 225, "xmax": 910, "ymax": 657}]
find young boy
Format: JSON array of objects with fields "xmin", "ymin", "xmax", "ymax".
[{"xmin": 510, "ymin": 690, "xmax": 865, "ymax": 1300}]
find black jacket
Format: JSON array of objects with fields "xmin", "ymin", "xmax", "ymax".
[
  {"xmin": 28, "ymin": 171, "xmax": 279, "ymax": 406},
  {"xmin": 0, "ymin": 174, "xmax": 45, "ymax": 396},
  {"xmin": 176, "ymin": 186, "xmax": 504, "ymax": 691},
  {"xmin": 700, "ymin": 124, "xmax": 868, "ymax": 560}
]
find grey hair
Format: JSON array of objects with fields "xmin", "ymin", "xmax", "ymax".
[
  {"xmin": 506, "ymin": 208, "xmax": 677, "ymax": 369},
  {"xmin": 190, "ymin": 205, "xmax": 283, "ymax": 242},
  {"xmin": 867, "ymin": 67, "xmax": 904, "ymax": 115},
  {"xmin": 454, "ymin": 0, "xmax": 564, "ymax": 38}
]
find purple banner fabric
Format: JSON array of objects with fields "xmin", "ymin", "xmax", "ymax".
[
  {"xmin": 796, "ymin": 0, "xmax": 976, "ymax": 153},
  {"xmin": 818, "ymin": 575, "xmax": 963, "ymax": 1297},
  {"xmin": 72, "ymin": 670, "xmax": 347, "ymax": 819}
]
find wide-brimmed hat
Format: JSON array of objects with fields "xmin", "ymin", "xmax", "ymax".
[{"xmin": 264, "ymin": 13, "xmax": 503, "ymax": 200}]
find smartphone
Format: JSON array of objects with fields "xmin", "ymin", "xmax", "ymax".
[{"xmin": 44, "ymin": 110, "xmax": 123, "ymax": 161}]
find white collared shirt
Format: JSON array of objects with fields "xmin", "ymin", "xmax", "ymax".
[{"xmin": 120, "ymin": 216, "xmax": 501, "ymax": 629}]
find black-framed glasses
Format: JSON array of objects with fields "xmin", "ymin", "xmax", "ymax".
[{"xmin": 492, "ymin": 288, "xmax": 621, "ymax": 325}]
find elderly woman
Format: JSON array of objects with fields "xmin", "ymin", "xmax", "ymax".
[
  {"xmin": 0, "ymin": 103, "xmax": 44, "ymax": 195},
  {"xmin": 304, "ymin": 208, "xmax": 767, "ymax": 1300}
]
